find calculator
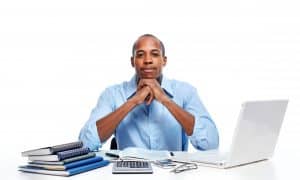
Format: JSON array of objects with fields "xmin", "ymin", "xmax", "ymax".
[{"xmin": 112, "ymin": 160, "xmax": 153, "ymax": 174}]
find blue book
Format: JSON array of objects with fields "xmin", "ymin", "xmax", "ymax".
[
  {"xmin": 26, "ymin": 156, "xmax": 103, "ymax": 170},
  {"xmin": 19, "ymin": 159, "xmax": 110, "ymax": 176}
]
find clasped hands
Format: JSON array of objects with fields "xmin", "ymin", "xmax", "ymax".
[{"xmin": 131, "ymin": 79, "xmax": 169, "ymax": 105}]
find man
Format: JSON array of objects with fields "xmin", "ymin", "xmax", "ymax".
[{"xmin": 79, "ymin": 34, "xmax": 219, "ymax": 151}]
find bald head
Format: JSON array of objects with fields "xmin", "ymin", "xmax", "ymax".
[{"xmin": 132, "ymin": 34, "xmax": 165, "ymax": 57}]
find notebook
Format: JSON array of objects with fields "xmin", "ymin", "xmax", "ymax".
[
  {"xmin": 28, "ymin": 147, "xmax": 90, "ymax": 161},
  {"xmin": 29, "ymin": 152, "xmax": 96, "ymax": 165},
  {"xmin": 103, "ymin": 147, "xmax": 171, "ymax": 161},
  {"xmin": 25, "ymin": 156, "xmax": 103, "ymax": 170},
  {"xmin": 172, "ymin": 100, "xmax": 288, "ymax": 168},
  {"xmin": 22, "ymin": 141, "xmax": 83, "ymax": 156},
  {"xmin": 19, "ymin": 160, "xmax": 110, "ymax": 176}
]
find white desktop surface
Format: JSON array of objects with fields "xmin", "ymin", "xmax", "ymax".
[{"xmin": 6, "ymin": 151, "xmax": 300, "ymax": 180}]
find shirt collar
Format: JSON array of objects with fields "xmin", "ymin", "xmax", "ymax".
[
  {"xmin": 126, "ymin": 75, "xmax": 138, "ymax": 99},
  {"xmin": 126, "ymin": 74, "xmax": 174, "ymax": 100},
  {"xmin": 161, "ymin": 75, "xmax": 174, "ymax": 98}
]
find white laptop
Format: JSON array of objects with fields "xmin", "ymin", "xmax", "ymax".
[{"xmin": 172, "ymin": 100, "xmax": 288, "ymax": 168}]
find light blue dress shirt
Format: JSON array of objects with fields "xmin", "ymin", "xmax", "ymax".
[{"xmin": 79, "ymin": 75, "xmax": 219, "ymax": 151}]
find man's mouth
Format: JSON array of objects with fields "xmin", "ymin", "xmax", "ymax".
[{"xmin": 141, "ymin": 68, "xmax": 156, "ymax": 73}]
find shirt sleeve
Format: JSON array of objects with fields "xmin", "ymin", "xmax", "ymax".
[
  {"xmin": 183, "ymin": 86, "xmax": 219, "ymax": 150},
  {"xmin": 79, "ymin": 88, "xmax": 115, "ymax": 151}
]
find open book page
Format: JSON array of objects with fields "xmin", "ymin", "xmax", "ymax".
[
  {"xmin": 171, "ymin": 149, "xmax": 224, "ymax": 163},
  {"xmin": 119, "ymin": 147, "xmax": 171, "ymax": 161}
]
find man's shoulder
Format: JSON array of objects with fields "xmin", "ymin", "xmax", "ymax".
[
  {"xmin": 163, "ymin": 78, "xmax": 198, "ymax": 98},
  {"xmin": 166, "ymin": 78, "xmax": 196, "ymax": 90},
  {"xmin": 101, "ymin": 80, "xmax": 132, "ymax": 96},
  {"xmin": 103, "ymin": 80, "xmax": 128, "ymax": 92}
]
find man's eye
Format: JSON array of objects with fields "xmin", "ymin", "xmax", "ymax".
[
  {"xmin": 136, "ymin": 53, "xmax": 144, "ymax": 58},
  {"xmin": 152, "ymin": 52, "xmax": 160, "ymax": 57}
]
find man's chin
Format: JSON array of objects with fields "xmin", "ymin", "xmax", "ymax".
[
  {"xmin": 141, "ymin": 77, "xmax": 156, "ymax": 79},
  {"xmin": 139, "ymin": 74, "xmax": 157, "ymax": 79}
]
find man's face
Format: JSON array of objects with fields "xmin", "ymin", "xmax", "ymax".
[{"xmin": 131, "ymin": 36, "xmax": 167, "ymax": 79}]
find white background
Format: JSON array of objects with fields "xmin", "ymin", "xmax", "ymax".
[{"xmin": 0, "ymin": 0, "xmax": 299, "ymax": 172}]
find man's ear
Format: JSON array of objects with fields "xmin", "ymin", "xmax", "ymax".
[
  {"xmin": 131, "ymin": 57, "xmax": 134, "ymax": 67},
  {"xmin": 163, "ymin": 56, "xmax": 167, "ymax": 66}
]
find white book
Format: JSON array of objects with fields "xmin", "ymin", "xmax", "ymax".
[
  {"xmin": 29, "ymin": 152, "xmax": 96, "ymax": 165},
  {"xmin": 28, "ymin": 147, "xmax": 90, "ymax": 161},
  {"xmin": 106, "ymin": 147, "xmax": 171, "ymax": 161},
  {"xmin": 22, "ymin": 141, "xmax": 83, "ymax": 156}
]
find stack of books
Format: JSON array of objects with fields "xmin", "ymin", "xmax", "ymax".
[{"xmin": 19, "ymin": 141, "xmax": 109, "ymax": 176}]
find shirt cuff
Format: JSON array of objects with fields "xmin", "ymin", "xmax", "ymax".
[
  {"xmin": 79, "ymin": 122, "xmax": 102, "ymax": 151},
  {"xmin": 189, "ymin": 116, "xmax": 219, "ymax": 150}
]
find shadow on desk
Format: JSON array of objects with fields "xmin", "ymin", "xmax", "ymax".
[{"xmin": 230, "ymin": 160, "xmax": 276, "ymax": 180}]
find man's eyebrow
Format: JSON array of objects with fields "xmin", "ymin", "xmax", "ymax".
[
  {"xmin": 135, "ymin": 49, "xmax": 160, "ymax": 54},
  {"xmin": 135, "ymin": 50, "xmax": 144, "ymax": 54},
  {"xmin": 151, "ymin": 49, "xmax": 160, "ymax": 52}
]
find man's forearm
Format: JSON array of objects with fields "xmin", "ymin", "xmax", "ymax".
[
  {"xmin": 96, "ymin": 99, "xmax": 137, "ymax": 142},
  {"xmin": 161, "ymin": 98, "xmax": 195, "ymax": 136},
  {"xmin": 96, "ymin": 86, "xmax": 153, "ymax": 142}
]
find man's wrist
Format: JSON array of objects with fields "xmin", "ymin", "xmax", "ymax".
[
  {"xmin": 127, "ymin": 98, "xmax": 138, "ymax": 108},
  {"xmin": 160, "ymin": 96, "xmax": 172, "ymax": 106}
]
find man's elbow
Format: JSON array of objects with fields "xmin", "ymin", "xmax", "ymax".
[
  {"xmin": 208, "ymin": 130, "xmax": 219, "ymax": 150},
  {"xmin": 199, "ymin": 140, "xmax": 219, "ymax": 151},
  {"xmin": 79, "ymin": 129, "xmax": 102, "ymax": 151},
  {"xmin": 208, "ymin": 138, "xmax": 219, "ymax": 150},
  {"xmin": 197, "ymin": 133, "xmax": 219, "ymax": 151}
]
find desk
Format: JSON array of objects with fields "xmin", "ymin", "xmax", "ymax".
[{"xmin": 5, "ymin": 151, "xmax": 300, "ymax": 180}]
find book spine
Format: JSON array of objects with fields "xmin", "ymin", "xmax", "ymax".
[
  {"xmin": 62, "ymin": 152, "xmax": 96, "ymax": 164},
  {"xmin": 65, "ymin": 156, "xmax": 103, "ymax": 169},
  {"xmin": 19, "ymin": 166, "xmax": 69, "ymax": 176},
  {"xmin": 57, "ymin": 147, "xmax": 90, "ymax": 161},
  {"xmin": 19, "ymin": 160, "xmax": 110, "ymax": 176},
  {"xmin": 67, "ymin": 160, "xmax": 110, "ymax": 176},
  {"xmin": 51, "ymin": 141, "xmax": 83, "ymax": 153}
]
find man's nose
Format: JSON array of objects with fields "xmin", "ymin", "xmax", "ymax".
[{"xmin": 143, "ymin": 54, "xmax": 153, "ymax": 64}]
